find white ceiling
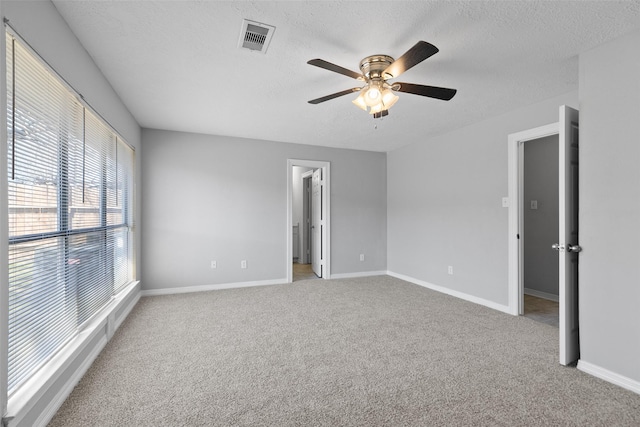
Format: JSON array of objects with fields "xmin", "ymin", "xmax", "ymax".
[{"xmin": 51, "ymin": 1, "xmax": 640, "ymax": 152}]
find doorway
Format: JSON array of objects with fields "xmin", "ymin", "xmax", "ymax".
[
  {"xmin": 522, "ymin": 135, "xmax": 559, "ymax": 327},
  {"xmin": 292, "ymin": 168, "xmax": 317, "ymax": 282},
  {"xmin": 287, "ymin": 159, "xmax": 330, "ymax": 283}
]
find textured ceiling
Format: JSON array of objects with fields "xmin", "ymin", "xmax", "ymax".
[{"xmin": 51, "ymin": 1, "xmax": 640, "ymax": 152}]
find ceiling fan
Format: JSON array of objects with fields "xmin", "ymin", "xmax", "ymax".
[{"xmin": 307, "ymin": 41, "xmax": 457, "ymax": 118}]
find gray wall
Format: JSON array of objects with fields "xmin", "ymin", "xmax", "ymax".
[
  {"xmin": 523, "ymin": 135, "xmax": 559, "ymax": 298},
  {"xmin": 387, "ymin": 92, "xmax": 578, "ymax": 306},
  {"xmin": 579, "ymin": 29, "xmax": 640, "ymax": 384},
  {"xmin": 141, "ymin": 129, "xmax": 387, "ymax": 290}
]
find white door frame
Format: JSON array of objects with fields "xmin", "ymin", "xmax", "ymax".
[
  {"xmin": 507, "ymin": 122, "xmax": 559, "ymax": 315},
  {"xmin": 287, "ymin": 159, "xmax": 330, "ymax": 283}
]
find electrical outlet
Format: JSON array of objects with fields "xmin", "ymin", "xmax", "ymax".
[
  {"xmin": 241, "ymin": 260, "xmax": 247, "ymax": 269},
  {"xmin": 448, "ymin": 265, "xmax": 453, "ymax": 275},
  {"xmin": 210, "ymin": 260, "xmax": 217, "ymax": 269},
  {"xmin": 360, "ymin": 254, "xmax": 365, "ymax": 261}
]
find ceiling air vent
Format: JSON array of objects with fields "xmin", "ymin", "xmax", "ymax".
[{"xmin": 238, "ymin": 19, "xmax": 275, "ymax": 54}]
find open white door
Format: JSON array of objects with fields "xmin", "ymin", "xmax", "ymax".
[
  {"xmin": 556, "ymin": 105, "xmax": 580, "ymax": 366},
  {"xmin": 311, "ymin": 168, "xmax": 322, "ymax": 277}
]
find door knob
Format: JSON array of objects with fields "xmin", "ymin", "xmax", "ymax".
[{"xmin": 552, "ymin": 243, "xmax": 581, "ymax": 253}]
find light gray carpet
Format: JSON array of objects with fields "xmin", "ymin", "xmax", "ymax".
[{"xmin": 49, "ymin": 276, "xmax": 640, "ymax": 426}]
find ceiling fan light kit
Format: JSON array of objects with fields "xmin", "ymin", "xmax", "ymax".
[{"xmin": 308, "ymin": 41, "xmax": 457, "ymax": 119}]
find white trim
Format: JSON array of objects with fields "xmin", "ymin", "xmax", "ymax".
[
  {"xmin": 1, "ymin": 25, "xmax": 10, "ymax": 417},
  {"xmin": 524, "ymin": 288, "xmax": 559, "ymax": 302},
  {"xmin": 330, "ymin": 271, "xmax": 387, "ymax": 279},
  {"xmin": 140, "ymin": 278, "xmax": 287, "ymax": 297},
  {"xmin": 32, "ymin": 336, "xmax": 108, "ymax": 427},
  {"xmin": 578, "ymin": 360, "xmax": 640, "ymax": 396},
  {"xmin": 4, "ymin": 281, "xmax": 140, "ymax": 427},
  {"xmin": 508, "ymin": 122, "xmax": 559, "ymax": 316},
  {"xmin": 110, "ymin": 288, "xmax": 141, "ymax": 339},
  {"xmin": 388, "ymin": 271, "xmax": 512, "ymax": 315},
  {"xmin": 287, "ymin": 159, "xmax": 331, "ymax": 283}
]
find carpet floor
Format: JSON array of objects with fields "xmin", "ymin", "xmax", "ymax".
[{"xmin": 49, "ymin": 276, "xmax": 640, "ymax": 426}]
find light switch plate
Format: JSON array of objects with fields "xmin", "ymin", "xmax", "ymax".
[
  {"xmin": 502, "ymin": 197, "xmax": 509, "ymax": 208},
  {"xmin": 530, "ymin": 200, "xmax": 538, "ymax": 210}
]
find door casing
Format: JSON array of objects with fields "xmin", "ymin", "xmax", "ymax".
[{"xmin": 508, "ymin": 122, "xmax": 559, "ymax": 315}]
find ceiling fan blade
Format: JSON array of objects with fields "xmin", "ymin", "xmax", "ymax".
[
  {"xmin": 308, "ymin": 88, "xmax": 361, "ymax": 104},
  {"xmin": 383, "ymin": 41, "xmax": 439, "ymax": 78},
  {"xmin": 307, "ymin": 59, "xmax": 363, "ymax": 80},
  {"xmin": 393, "ymin": 82, "xmax": 457, "ymax": 101}
]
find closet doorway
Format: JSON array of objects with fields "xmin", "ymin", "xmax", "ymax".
[{"xmin": 522, "ymin": 135, "xmax": 560, "ymax": 327}]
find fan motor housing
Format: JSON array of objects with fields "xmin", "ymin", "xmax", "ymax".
[{"xmin": 359, "ymin": 55, "xmax": 394, "ymax": 80}]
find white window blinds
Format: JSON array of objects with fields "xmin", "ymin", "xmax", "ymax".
[{"xmin": 6, "ymin": 32, "xmax": 135, "ymax": 394}]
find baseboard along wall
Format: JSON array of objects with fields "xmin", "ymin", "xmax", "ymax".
[
  {"xmin": 387, "ymin": 271, "xmax": 512, "ymax": 315},
  {"xmin": 577, "ymin": 360, "xmax": 640, "ymax": 396},
  {"xmin": 140, "ymin": 278, "xmax": 288, "ymax": 297},
  {"xmin": 141, "ymin": 271, "xmax": 389, "ymax": 297},
  {"xmin": 329, "ymin": 271, "xmax": 387, "ymax": 280}
]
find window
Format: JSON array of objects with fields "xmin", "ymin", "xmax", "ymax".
[{"xmin": 6, "ymin": 33, "xmax": 134, "ymax": 394}]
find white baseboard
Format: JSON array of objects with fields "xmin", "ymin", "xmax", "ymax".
[
  {"xmin": 140, "ymin": 278, "xmax": 287, "ymax": 297},
  {"xmin": 387, "ymin": 271, "xmax": 512, "ymax": 315},
  {"xmin": 578, "ymin": 360, "xmax": 640, "ymax": 395},
  {"xmin": 330, "ymin": 270, "xmax": 387, "ymax": 279},
  {"xmin": 524, "ymin": 288, "xmax": 559, "ymax": 302}
]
